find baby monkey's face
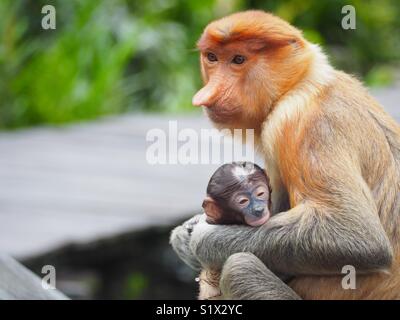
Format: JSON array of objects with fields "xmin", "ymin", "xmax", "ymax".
[
  {"xmin": 203, "ymin": 162, "xmax": 272, "ymax": 227},
  {"xmin": 229, "ymin": 180, "xmax": 270, "ymax": 226}
]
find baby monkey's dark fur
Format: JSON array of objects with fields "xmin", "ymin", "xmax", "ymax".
[{"xmin": 203, "ymin": 162, "xmax": 272, "ymax": 227}]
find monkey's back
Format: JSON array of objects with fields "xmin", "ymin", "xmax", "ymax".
[
  {"xmin": 289, "ymin": 71, "xmax": 400, "ymax": 299},
  {"xmin": 289, "ymin": 262, "xmax": 400, "ymax": 299}
]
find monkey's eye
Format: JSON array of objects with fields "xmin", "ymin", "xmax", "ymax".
[
  {"xmin": 207, "ymin": 52, "xmax": 218, "ymax": 62},
  {"xmin": 232, "ymin": 55, "xmax": 246, "ymax": 65},
  {"xmin": 237, "ymin": 197, "xmax": 249, "ymax": 206},
  {"xmin": 255, "ymin": 186, "xmax": 268, "ymax": 199}
]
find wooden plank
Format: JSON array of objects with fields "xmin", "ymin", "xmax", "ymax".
[
  {"xmin": 0, "ymin": 255, "xmax": 68, "ymax": 300},
  {"xmin": 0, "ymin": 115, "xmax": 221, "ymax": 257}
]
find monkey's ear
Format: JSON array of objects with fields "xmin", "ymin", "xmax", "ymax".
[{"xmin": 202, "ymin": 196, "xmax": 223, "ymax": 223}]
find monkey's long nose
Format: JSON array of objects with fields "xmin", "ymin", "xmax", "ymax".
[{"xmin": 192, "ymin": 84, "xmax": 216, "ymax": 107}]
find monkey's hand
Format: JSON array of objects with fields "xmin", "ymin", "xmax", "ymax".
[
  {"xmin": 188, "ymin": 217, "xmax": 254, "ymax": 270},
  {"xmin": 170, "ymin": 214, "xmax": 206, "ymax": 271}
]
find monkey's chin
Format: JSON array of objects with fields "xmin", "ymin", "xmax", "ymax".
[
  {"xmin": 204, "ymin": 106, "xmax": 241, "ymax": 126},
  {"xmin": 245, "ymin": 212, "xmax": 270, "ymax": 227}
]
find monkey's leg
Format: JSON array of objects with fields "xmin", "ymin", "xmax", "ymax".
[
  {"xmin": 220, "ymin": 252, "xmax": 301, "ymax": 300},
  {"xmin": 198, "ymin": 269, "xmax": 223, "ymax": 300}
]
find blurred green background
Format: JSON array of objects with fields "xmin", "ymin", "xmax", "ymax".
[{"xmin": 0, "ymin": 0, "xmax": 399, "ymax": 129}]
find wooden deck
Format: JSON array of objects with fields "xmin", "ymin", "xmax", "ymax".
[
  {"xmin": 0, "ymin": 86, "xmax": 399, "ymax": 258},
  {"xmin": 0, "ymin": 255, "xmax": 68, "ymax": 299}
]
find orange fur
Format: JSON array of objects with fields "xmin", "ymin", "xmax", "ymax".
[
  {"xmin": 198, "ymin": 269, "xmax": 222, "ymax": 300},
  {"xmin": 194, "ymin": 10, "xmax": 400, "ymax": 300}
]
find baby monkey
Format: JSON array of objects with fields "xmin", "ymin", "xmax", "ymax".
[
  {"xmin": 197, "ymin": 161, "xmax": 272, "ymax": 300},
  {"xmin": 202, "ymin": 161, "xmax": 272, "ymax": 227}
]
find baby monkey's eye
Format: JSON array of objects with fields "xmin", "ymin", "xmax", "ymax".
[
  {"xmin": 255, "ymin": 186, "xmax": 268, "ymax": 199},
  {"xmin": 232, "ymin": 55, "xmax": 246, "ymax": 64},
  {"xmin": 238, "ymin": 197, "xmax": 249, "ymax": 206},
  {"xmin": 207, "ymin": 52, "xmax": 218, "ymax": 62}
]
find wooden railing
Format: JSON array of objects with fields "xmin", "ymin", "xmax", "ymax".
[{"xmin": 0, "ymin": 255, "xmax": 68, "ymax": 300}]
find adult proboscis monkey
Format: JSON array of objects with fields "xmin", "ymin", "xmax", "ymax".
[{"xmin": 171, "ymin": 10, "xmax": 400, "ymax": 299}]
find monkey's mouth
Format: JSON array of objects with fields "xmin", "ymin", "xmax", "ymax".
[
  {"xmin": 245, "ymin": 211, "xmax": 270, "ymax": 227},
  {"xmin": 205, "ymin": 105, "xmax": 241, "ymax": 123}
]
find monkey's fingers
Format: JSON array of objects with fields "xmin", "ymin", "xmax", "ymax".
[
  {"xmin": 183, "ymin": 214, "xmax": 206, "ymax": 234},
  {"xmin": 170, "ymin": 224, "xmax": 202, "ymax": 271}
]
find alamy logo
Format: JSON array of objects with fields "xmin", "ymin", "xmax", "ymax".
[
  {"xmin": 41, "ymin": 5, "xmax": 56, "ymax": 30},
  {"xmin": 341, "ymin": 265, "xmax": 356, "ymax": 289},
  {"xmin": 341, "ymin": 5, "xmax": 356, "ymax": 30},
  {"xmin": 146, "ymin": 121, "xmax": 255, "ymax": 165},
  {"xmin": 41, "ymin": 265, "xmax": 56, "ymax": 290}
]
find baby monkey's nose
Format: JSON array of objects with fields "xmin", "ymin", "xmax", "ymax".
[{"xmin": 253, "ymin": 207, "xmax": 265, "ymax": 217}]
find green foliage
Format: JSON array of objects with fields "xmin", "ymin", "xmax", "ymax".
[
  {"xmin": 1, "ymin": 0, "xmax": 137, "ymax": 128},
  {"xmin": 365, "ymin": 65, "xmax": 395, "ymax": 87},
  {"xmin": 250, "ymin": 0, "xmax": 400, "ymax": 83},
  {"xmin": 123, "ymin": 272, "xmax": 149, "ymax": 299},
  {"xmin": 0, "ymin": 0, "xmax": 399, "ymax": 129}
]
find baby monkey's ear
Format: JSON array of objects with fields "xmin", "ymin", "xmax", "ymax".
[{"xmin": 202, "ymin": 196, "xmax": 223, "ymax": 224}]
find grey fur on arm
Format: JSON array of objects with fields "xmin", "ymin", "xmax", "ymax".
[
  {"xmin": 170, "ymin": 214, "xmax": 204, "ymax": 271},
  {"xmin": 220, "ymin": 252, "xmax": 301, "ymax": 300},
  {"xmin": 188, "ymin": 199, "xmax": 393, "ymax": 276}
]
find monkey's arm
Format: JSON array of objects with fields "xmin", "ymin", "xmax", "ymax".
[
  {"xmin": 170, "ymin": 215, "xmax": 203, "ymax": 271},
  {"xmin": 189, "ymin": 204, "xmax": 392, "ymax": 275},
  {"xmin": 172, "ymin": 157, "xmax": 393, "ymax": 276}
]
